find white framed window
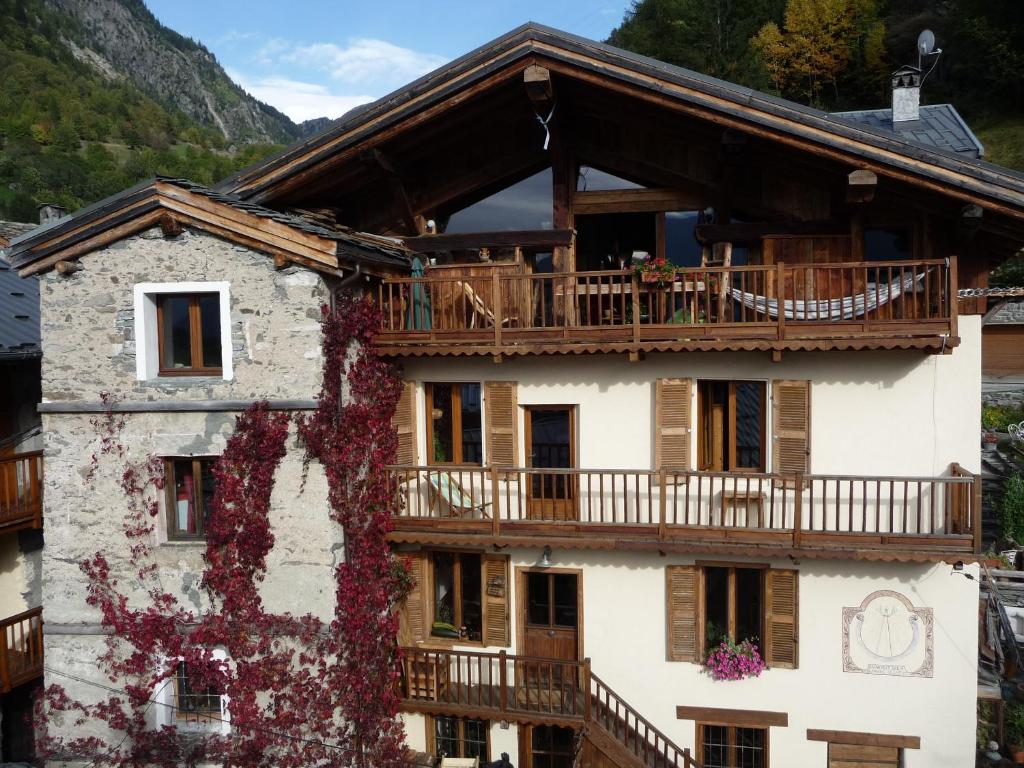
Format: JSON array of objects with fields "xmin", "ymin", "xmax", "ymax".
[
  {"xmin": 134, "ymin": 282, "xmax": 232, "ymax": 381},
  {"xmin": 155, "ymin": 650, "xmax": 230, "ymax": 734}
]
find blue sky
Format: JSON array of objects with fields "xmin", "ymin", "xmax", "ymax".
[{"xmin": 146, "ymin": 1, "xmax": 632, "ymax": 123}]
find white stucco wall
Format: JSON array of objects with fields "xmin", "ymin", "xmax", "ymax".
[
  {"xmin": 400, "ymin": 548, "xmax": 978, "ymax": 767},
  {"xmin": 399, "ymin": 315, "xmax": 982, "ymax": 478}
]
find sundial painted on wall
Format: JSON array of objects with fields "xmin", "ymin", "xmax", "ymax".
[{"xmin": 842, "ymin": 590, "xmax": 933, "ymax": 678}]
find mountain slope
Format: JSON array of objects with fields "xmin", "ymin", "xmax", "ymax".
[
  {"xmin": 50, "ymin": 0, "xmax": 299, "ymax": 144},
  {"xmin": 0, "ymin": 0, "xmax": 287, "ymax": 222}
]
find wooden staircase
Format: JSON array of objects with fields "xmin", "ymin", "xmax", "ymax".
[{"xmin": 399, "ymin": 647, "xmax": 698, "ymax": 768}]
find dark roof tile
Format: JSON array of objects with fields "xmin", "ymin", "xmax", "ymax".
[{"xmin": 831, "ymin": 104, "xmax": 984, "ymax": 158}]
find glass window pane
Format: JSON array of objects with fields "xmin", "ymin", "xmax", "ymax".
[
  {"xmin": 704, "ymin": 567, "xmax": 729, "ymax": 648},
  {"xmin": 735, "ymin": 568, "xmax": 763, "ymax": 646},
  {"xmin": 553, "ymin": 574, "xmax": 577, "ymax": 628},
  {"xmin": 199, "ymin": 460, "xmax": 217, "ymax": 533},
  {"xmin": 430, "ymin": 384, "xmax": 455, "ymax": 463},
  {"xmin": 460, "ymin": 383, "xmax": 482, "ymax": 464},
  {"xmin": 463, "ymin": 719, "xmax": 488, "ymax": 760},
  {"xmin": 736, "ymin": 727, "xmax": 766, "ymax": 768},
  {"xmin": 435, "ymin": 715, "xmax": 459, "ymax": 758},
  {"xmin": 198, "ymin": 294, "xmax": 222, "ymax": 368},
  {"xmin": 432, "ymin": 553, "xmax": 457, "ymax": 635},
  {"xmin": 701, "ymin": 725, "xmax": 729, "ymax": 768},
  {"xmin": 527, "ymin": 572, "xmax": 550, "ymax": 625},
  {"xmin": 734, "ymin": 383, "xmax": 764, "ymax": 469},
  {"xmin": 461, "ymin": 554, "xmax": 482, "ymax": 641},
  {"xmin": 161, "ymin": 296, "xmax": 192, "ymax": 369},
  {"xmin": 172, "ymin": 460, "xmax": 198, "ymax": 535}
]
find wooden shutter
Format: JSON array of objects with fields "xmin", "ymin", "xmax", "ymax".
[
  {"xmin": 772, "ymin": 380, "xmax": 810, "ymax": 475},
  {"xmin": 485, "ymin": 381, "xmax": 519, "ymax": 467},
  {"xmin": 398, "ymin": 550, "xmax": 428, "ymax": 644},
  {"xmin": 393, "ymin": 380, "xmax": 418, "ymax": 465},
  {"xmin": 764, "ymin": 568, "xmax": 798, "ymax": 669},
  {"xmin": 482, "ymin": 554, "xmax": 510, "ymax": 647},
  {"xmin": 655, "ymin": 379, "xmax": 692, "ymax": 474},
  {"xmin": 666, "ymin": 565, "xmax": 702, "ymax": 662}
]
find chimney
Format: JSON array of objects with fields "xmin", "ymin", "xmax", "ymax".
[
  {"xmin": 891, "ymin": 65, "xmax": 921, "ymax": 123},
  {"xmin": 38, "ymin": 203, "xmax": 68, "ymax": 225}
]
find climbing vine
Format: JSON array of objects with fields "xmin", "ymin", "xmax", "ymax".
[{"xmin": 41, "ymin": 292, "xmax": 408, "ymax": 767}]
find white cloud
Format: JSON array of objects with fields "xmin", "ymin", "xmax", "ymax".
[
  {"xmin": 228, "ymin": 70, "xmax": 374, "ymax": 123},
  {"xmin": 283, "ymin": 38, "xmax": 448, "ymax": 86}
]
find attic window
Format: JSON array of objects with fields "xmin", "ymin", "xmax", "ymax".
[{"xmin": 134, "ymin": 282, "xmax": 232, "ymax": 381}]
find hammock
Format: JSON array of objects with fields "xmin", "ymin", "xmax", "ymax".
[{"xmin": 727, "ymin": 271, "xmax": 926, "ymax": 321}]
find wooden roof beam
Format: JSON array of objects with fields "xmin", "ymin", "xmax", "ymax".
[{"xmin": 362, "ymin": 148, "xmax": 423, "ymax": 236}]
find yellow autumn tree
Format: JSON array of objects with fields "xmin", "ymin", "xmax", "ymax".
[{"xmin": 753, "ymin": 0, "xmax": 870, "ymax": 105}]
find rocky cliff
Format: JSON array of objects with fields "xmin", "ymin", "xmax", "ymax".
[{"xmin": 49, "ymin": 0, "xmax": 302, "ymax": 144}]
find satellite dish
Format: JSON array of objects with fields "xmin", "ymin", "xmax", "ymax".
[{"xmin": 917, "ymin": 29, "xmax": 936, "ymax": 57}]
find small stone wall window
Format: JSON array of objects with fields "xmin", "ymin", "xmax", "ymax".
[
  {"xmin": 157, "ymin": 293, "xmax": 223, "ymax": 376},
  {"xmin": 133, "ymin": 282, "xmax": 232, "ymax": 381},
  {"xmin": 173, "ymin": 662, "xmax": 223, "ymax": 723},
  {"xmin": 165, "ymin": 457, "xmax": 217, "ymax": 540}
]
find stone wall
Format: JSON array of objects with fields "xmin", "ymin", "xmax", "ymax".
[
  {"xmin": 39, "ymin": 227, "xmax": 342, "ymax": 746},
  {"xmin": 39, "ymin": 226, "xmax": 328, "ymax": 402}
]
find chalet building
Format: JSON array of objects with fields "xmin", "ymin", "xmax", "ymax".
[
  {"xmin": 7, "ymin": 23, "xmax": 1024, "ymax": 768},
  {"xmin": 0, "ymin": 221, "xmax": 43, "ymax": 762}
]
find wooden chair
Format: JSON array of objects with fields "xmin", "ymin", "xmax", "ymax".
[
  {"xmin": 456, "ymin": 281, "xmax": 518, "ymax": 329},
  {"xmin": 426, "ymin": 471, "xmax": 491, "ymax": 519},
  {"xmin": 404, "ymin": 654, "xmax": 449, "ymax": 701}
]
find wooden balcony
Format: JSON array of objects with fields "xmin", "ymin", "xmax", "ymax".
[
  {"xmin": 0, "ymin": 451, "xmax": 43, "ymax": 534},
  {"xmin": 374, "ymin": 259, "xmax": 957, "ymax": 358},
  {"xmin": 388, "ymin": 464, "xmax": 981, "ymax": 560},
  {"xmin": 1, "ymin": 607, "xmax": 43, "ymax": 693},
  {"xmin": 401, "ymin": 646, "xmax": 697, "ymax": 768}
]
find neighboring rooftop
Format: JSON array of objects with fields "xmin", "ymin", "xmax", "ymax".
[
  {"xmin": 832, "ymin": 103, "xmax": 985, "ymax": 159},
  {"xmin": 0, "ymin": 221, "xmax": 40, "ymax": 359},
  {"xmin": 984, "ymin": 298, "xmax": 1024, "ymax": 326}
]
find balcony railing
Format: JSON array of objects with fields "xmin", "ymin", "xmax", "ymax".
[
  {"xmin": 0, "ymin": 451, "xmax": 43, "ymax": 533},
  {"xmin": 376, "ymin": 259, "xmax": 955, "ymax": 354},
  {"xmin": 388, "ymin": 464, "xmax": 980, "ymax": 553},
  {"xmin": 1, "ymin": 607, "xmax": 43, "ymax": 693},
  {"xmin": 400, "ymin": 646, "xmax": 697, "ymax": 768}
]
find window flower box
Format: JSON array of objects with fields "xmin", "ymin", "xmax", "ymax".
[{"xmin": 704, "ymin": 638, "xmax": 766, "ymax": 681}]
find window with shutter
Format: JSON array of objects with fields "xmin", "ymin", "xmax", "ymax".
[
  {"xmin": 666, "ymin": 565, "xmax": 701, "ymax": 662},
  {"xmin": 393, "ymin": 380, "xmax": 419, "ymax": 465},
  {"xmin": 399, "ymin": 551, "xmax": 428, "ymax": 644},
  {"xmin": 484, "ymin": 381, "xmax": 519, "ymax": 467},
  {"xmin": 764, "ymin": 569, "xmax": 798, "ymax": 669},
  {"xmin": 655, "ymin": 378, "xmax": 693, "ymax": 475},
  {"xmin": 482, "ymin": 554, "xmax": 511, "ymax": 647},
  {"xmin": 771, "ymin": 380, "xmax": 810, "ymax": 476}
]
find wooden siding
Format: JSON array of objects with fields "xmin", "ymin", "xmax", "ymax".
[{"xmin": 982, "ymin": 325, "xmax": 1024, "ymax": 376}]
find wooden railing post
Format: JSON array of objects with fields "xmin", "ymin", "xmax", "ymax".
[
  {"xmin": 792, "ymin": 473, "xmax": 803, "ymax": 549},
  {"xmin": 490, "ymin": 466, "xmax": 501, "ymax": 537},
  {"xmin": 583, "ymin": 657, "xmax": 592, "ymax": 722},
  {"xmin": 973, "ymin": 470, "xmax": 983, "ymax": 553},
  {"xmin": 776, "ymin": 261, "xmax": 786, "ymax": 340},
  {"xmin": 492, "ymin": 271, "xmax": 502, "ymax": 355},
  {"xmin": 631, "ymin": 272, "xmax": 641, "ymax": 345},
  {"xmin": 658, "ymin": 468, "xmax": 667, "ymax": 541},
  {"xmin": 498, "ymin": 650, "xmax": 508, "ymax": 713},
  {"xmin": 0, "ymin": 622, "xmax": 9, "ymax": 693},
  {"xmin": 948, "ymin": 255, "xmax": 958, "ymax": 341}
]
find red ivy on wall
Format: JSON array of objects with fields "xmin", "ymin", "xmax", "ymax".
[{"xmin": 41, "ymin": 293, "xmax": 408, "ymax": 767}]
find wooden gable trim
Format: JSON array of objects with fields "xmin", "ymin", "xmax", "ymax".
[
  {"xmin": 533, "ymin": 51, "xmax": 1024, "ymax": 220},
  {"xmin": 806, "ymin": 730, "xmax": 920, "ymax": 750},
  {"xmin": 676, "ymin": 705, "xmax": 788, "ymax": 728},
  {"xmin": 14, "ymin": 184, "xmax": 388, "ymax": 279}
]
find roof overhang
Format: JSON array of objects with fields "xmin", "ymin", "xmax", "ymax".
[
  {"xmin": 218, "ymin": 23, "xmax": 1024, "ymax": 223},
  {"xmin": 4, "ymin": 178, "xmax": 410, "ymax": 278}
]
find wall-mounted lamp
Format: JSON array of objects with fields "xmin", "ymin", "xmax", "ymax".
[
  {"xmin": 539, "ymin": 546, "xmax": 552, "ymax": 568},
  {"xmin": 952, "ymin": 561, "xmax": 976, "ymax": 581}
]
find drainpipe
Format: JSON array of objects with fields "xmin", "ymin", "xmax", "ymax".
[{"xmin": 330, "ymin": 263, "xmax": 362, "ymax": 311}]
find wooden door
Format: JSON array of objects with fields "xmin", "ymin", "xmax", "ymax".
[
  {"xmin": 525, "ymin": 406, "xmax": 577, "ymax": 521},
  {"xmin": 521, "ymin": 725, "xmax": 577, "ymax": 768},
  {"xmin": 522, "ymin": 570, "xmax": 580, "ymax": 661}
]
